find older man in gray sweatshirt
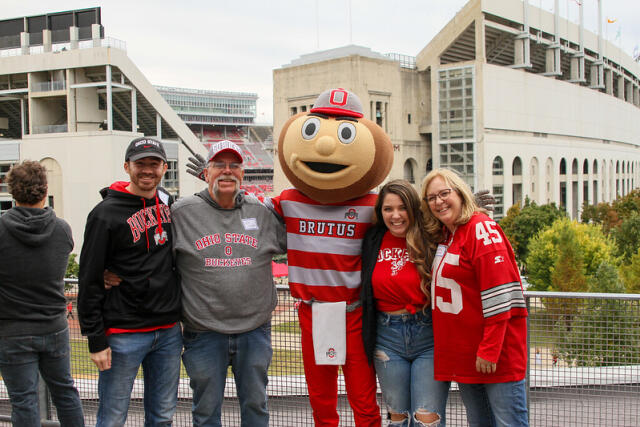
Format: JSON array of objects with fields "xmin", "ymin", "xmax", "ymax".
[{"xmin": 171, "ymin": 140, "xmax": 286, "ymax": 427}]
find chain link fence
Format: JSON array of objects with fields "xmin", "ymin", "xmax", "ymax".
[{"xmin": 1, "ymin": 288, "xmax": 639, "ymax": 426}]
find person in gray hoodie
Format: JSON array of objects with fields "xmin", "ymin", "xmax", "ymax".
[
  {"xmin": 0, "ymin": 160, "xmax": 84, "ymax": 427},
  {"xmin": 172, "ymin": 140, "xmax": 286, "ymax": 427}
]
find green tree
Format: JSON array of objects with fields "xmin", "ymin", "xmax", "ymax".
[
  {"xmin": 555, "ymin": 262, "xmax": 640, "ymax": 366},
  {"xmin": 582, "ymin": 189, "xmax": 640, "ymax": 233},
  {"xmin": 610, "ymin": 212, "xmax": 640, "ymax": 261},
  {"xmin": 550, "ymin": 226, "xmax": 587, "ymax": 293},
  {"xmin": 65, "ymin": 253, "xmax": 80, "ymax": 292},
  {"xmin": 620, "ymin": 247, "xmax": 640, "ymax": 294},
  {"xmin": 499, "ymin": 198, "xmax": 565, "ymax": 269},
  {"xmin": 526, "ymin": 217, "xmax": 618, "ymax": 292}
]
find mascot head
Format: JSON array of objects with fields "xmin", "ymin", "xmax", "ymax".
[{"xmin": 278, "ymin": 88, "xmax": 393, "ymax": 203}]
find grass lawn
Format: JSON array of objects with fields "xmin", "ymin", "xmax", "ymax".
[
  {"xmin": 66, "ymin": 339, "xmax": 303, "ymax": 380},
  {"xmin": 272, "ymin": 320, "xmax": 301, "ymax": 334}
]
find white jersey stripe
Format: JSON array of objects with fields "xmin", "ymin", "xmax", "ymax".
[
  {"xmin": 280, "ymin": 199, "xmax": 375, "ymax": 223},
  {"xmin": 287, "ymin": 233, "xmax": 363, "ymax": 256},
  {"xmin": 288, "ymin": 266, "xmax": 361, "ymax": 289}
]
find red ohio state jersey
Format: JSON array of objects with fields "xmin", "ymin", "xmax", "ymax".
[
  {"xmin": 431, "ymin": 212, "xmax": 527, "ymax": 383},
  {"xmin": 268, "ymin": 189, "xmax": 377, "ymax": 304}
]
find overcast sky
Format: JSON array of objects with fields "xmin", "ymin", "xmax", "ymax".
[{"xmin": 2, "ymin": 0, "xmax": 639, "ymax": 124}]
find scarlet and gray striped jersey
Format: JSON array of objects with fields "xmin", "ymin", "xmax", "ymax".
[
  {"xmin": 267, "ymin": 189, "xmax": 377, "ymax": 304},
  {"xmin": 430, "ymin": 212, "xmax": 527, "ymax": 383}
]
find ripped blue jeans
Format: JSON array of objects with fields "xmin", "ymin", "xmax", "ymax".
[{"xmin": 374, "ymin": 311, "xmax": 450, "ymax": 426}]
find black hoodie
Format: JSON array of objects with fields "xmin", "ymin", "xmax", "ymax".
[
  {"xmin": 0, "ymin": 206, "xmax": 73, "ymax": 337},
  {"xmin": 78, "ymin": 182, "xmax": 180, "ymax": 353}
]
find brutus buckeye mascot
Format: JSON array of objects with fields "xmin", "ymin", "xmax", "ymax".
[
  {"xmin": 189, "ymin": 88, "xmax": 392, "ymax": 426},
  {"xmin": 270, "ymin": 89, "xmax": 391, "ymax": 426}
]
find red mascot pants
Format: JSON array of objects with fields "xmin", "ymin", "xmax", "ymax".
[{"xmin": 298, "ymin": 303, "xmax": 381, "ymax": 427}]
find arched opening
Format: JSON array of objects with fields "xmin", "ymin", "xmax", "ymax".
[
  {"xmin": 492, "ymin": 156, "xmax": 504, "ymax": 175},
  {"xmin": 403, "ymin": 159, "xmax": 415, "ymax": 183}
]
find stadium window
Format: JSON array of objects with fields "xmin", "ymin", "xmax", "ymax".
[
  {"xmin": 492, "ymin": 156, "xmax": 503, "ymax": 176},
  {"xmin": 0, "ymin": 163, "xmax": 15, "ymax": 193},
  {"xmin": 162, "ymin": 160, "xmax": 179, "ymax": 197},
  {"xmin": 512, "ymin": 157, "xmax": 522, "ymax": 176},
  {"xmin": 48, "ymin": 195, "xmax": 54, "ymax": 209},
  {"xmin": 408, "ymin": 113, "xmax": 411, "ymax": 124},
  {"xmin": 291, "ymin": 106, "xmax": 297, "ymax": 116},
  {"xmin": 559, "ymin": 158, "xmax": 567, "ymax": 175},
  {"xmin": 0, "ymin": 199, "xmax": 13, "ymax": 215},
  {"xmin": 301, "ymin": 105, "xmax": 307, "ymax": 112}
]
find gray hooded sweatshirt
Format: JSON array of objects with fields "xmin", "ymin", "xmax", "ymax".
[
  {"xmin": 172, "ymin": 190, "xmax": 286, "ymax": 333},
  {"xmin": 0, "ymin": 206, "xmax": 73, "ymax": 337}
]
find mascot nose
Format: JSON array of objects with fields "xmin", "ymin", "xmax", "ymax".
[{"xmin": 315, "ymin": 135, "xmax": 337, "ymax": 156}]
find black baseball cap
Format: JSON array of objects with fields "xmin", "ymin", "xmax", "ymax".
[{"xmin": 125, "ymin": 137, "xmax": 167, "ymax": 162}]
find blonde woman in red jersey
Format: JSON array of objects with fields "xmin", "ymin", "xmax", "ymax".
[
  {"xmin": 361, "ymin": 180, "xmax": 450, "ymax": 426},
  {"xmin": 422, "ymin": 168, "xmax": 528, "ymax": 427}
]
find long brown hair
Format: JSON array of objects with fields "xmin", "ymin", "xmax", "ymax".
[{"xmin": 374, "ymin": 179, "xmax": 434, "ymax": 302}]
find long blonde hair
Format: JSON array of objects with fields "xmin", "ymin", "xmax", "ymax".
[
  {"xmin": 420, "ymin": 168, "xmax": 487, "ymax": 243},
  {"xmin": 375, "ymin": 179, "xmax": 433, "ymax": 302}
]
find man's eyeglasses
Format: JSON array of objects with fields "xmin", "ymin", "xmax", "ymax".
[
  {"xmin": 210, "ymin": 161, "xmax": 241, "ymax": 170},
  {"xmin": 425, "ymin": 188, "xmax": 453, "ymax": 204}
]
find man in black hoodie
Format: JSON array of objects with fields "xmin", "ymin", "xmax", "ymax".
[
  {"xmin": 78, "ymin": 138, "xmax": 182, "ymax": 426},
  {"xmin": 0, "ymin": 160, "xmax": 84, "ymax": 426}
]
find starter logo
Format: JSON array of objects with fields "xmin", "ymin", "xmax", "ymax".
[
  {"xmin": 326, "ymin": 348, "xmax": 337, "ymax": 359},
  {"xmin": 344, "ymin": 208, "xmax": 358, "ymax": 220}
]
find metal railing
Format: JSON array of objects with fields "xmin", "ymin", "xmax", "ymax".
[
  {"xmin": 0, "ymin": 37, "xmax": 126, "ymax": 58},
  {"xmin": 1, "ymin": 287, "xmax": 639, "ymax": 426},
  {"xmin": 31, "ymin": 81, "xmax": 66, "ymax": 92},
  {"xmin": 31, "ymin": 124, "xmax": 68, "ymax": 135}
]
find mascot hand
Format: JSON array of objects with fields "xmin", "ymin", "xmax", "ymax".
[
  {"xmin": 186, "ymin": 153, "xmax": 207, "ymax": 181},
  {"xmin": 474, "ymin": 189, "xmax": 495, "ymax": 211}
]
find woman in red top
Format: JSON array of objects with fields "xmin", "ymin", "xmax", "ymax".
[
  {"xmin": 422, "ymin": 168, "xmax": 528, "ymax": 427},
  {"xmin": 361, "ymin": 180, "xmax": 450, "ymax": 426}
]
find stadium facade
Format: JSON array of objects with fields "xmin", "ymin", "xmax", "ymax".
[
  {"xmin": 0, "ymin": 8, "xmax": 206, "ymax": 249},
  {"xmin": 156, "ymin": 86, "xmax": 275, "ymax": 196},
  {"xmin": 273, "ymin": 0, "xmax": 640, "ymax": 219}
]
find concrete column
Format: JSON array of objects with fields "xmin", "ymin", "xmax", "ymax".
[
  {"xmin": 42, "ymin": 29, "xmax": 52, "ymax": 53},
  {"xmin": 605, "ymin": 68, "xmax": 614, "ymax": 95},
  {"xmin": 131, "ymin": 88, "xmax": 137, "ymax": 133},
  {"xmin": 503, "ymin": 165, "xmax": 513, "ymax": 213},
  {"xmin": 20, "ymin": 98, "xmax": 26, "ymax": 137},
  {"xmin": 536, "ymin": 158, "xmax": 545, "ymax": 205},
  {"xmin": 67, "ymin": 69, "xmax": 76, "ymax": 132},
  {"xmin": 577, "ymin": 166, "xmax": 584, "ymax": 217},
  {"xmin": 617, "ymin": 75, "xmax": 625, "ymax": 99},
  {"xmin": 570, "ymin": 57, "xmax": 580, "ymax": 81},
  {"xmin": 156, "ymin": 113, "xmax": 162, "ymax": 139},
  {"xmin": 70, "ymin": 26, "xmax": 79, "ymax": 50},
  {"xmin": 565, "ymin": 174, "xmax": 573, "ymax": 217},
  {"xmin": 106, "ymin": 65, "xmax": 113, "ymax": 131},
  {"xmin": 20, "ymin": 32, "xmax": 29, "ymax": 55},
  {"xmin": 545, "ymin": 48, "xmax": 557, "ymax": 74},
  {"xmin": 92, "ymin": 24, "xmax": 101, "ymax": 47},
  {"xmin": 475, "ymin": 14, "xmax": 486, "ymax": 63}
]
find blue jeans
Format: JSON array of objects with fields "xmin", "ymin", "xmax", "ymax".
[
  {"xmin": 0, "ymin": 327, "xmax": 84, "ymax": 427},
  {"xmin": 182, "ymin": 323, "xmax": 272, "ymax": 427},
  {"xmin": 458, "ymin": 379, "xmax": 528, "ymax": 427},
  {"xmin": 96, "ymin": 323, "xmax": 182, "ymax": 427},
  {"xmin": 374, "ymin": 311, "xmax": 450, "ymax": 427}
]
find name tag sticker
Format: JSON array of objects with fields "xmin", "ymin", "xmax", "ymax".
[
  {"xmin": 436, "ymin": 244, "xmax": 447, "ymax": 257},
  {"xmin": 242, "ymin": 218, "xmax": 258, "ymax": 230}
]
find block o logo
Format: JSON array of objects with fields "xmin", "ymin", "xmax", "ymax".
[{"xmin": 329, "ymin": 89, "xmax": 348, "ymax": 106}]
